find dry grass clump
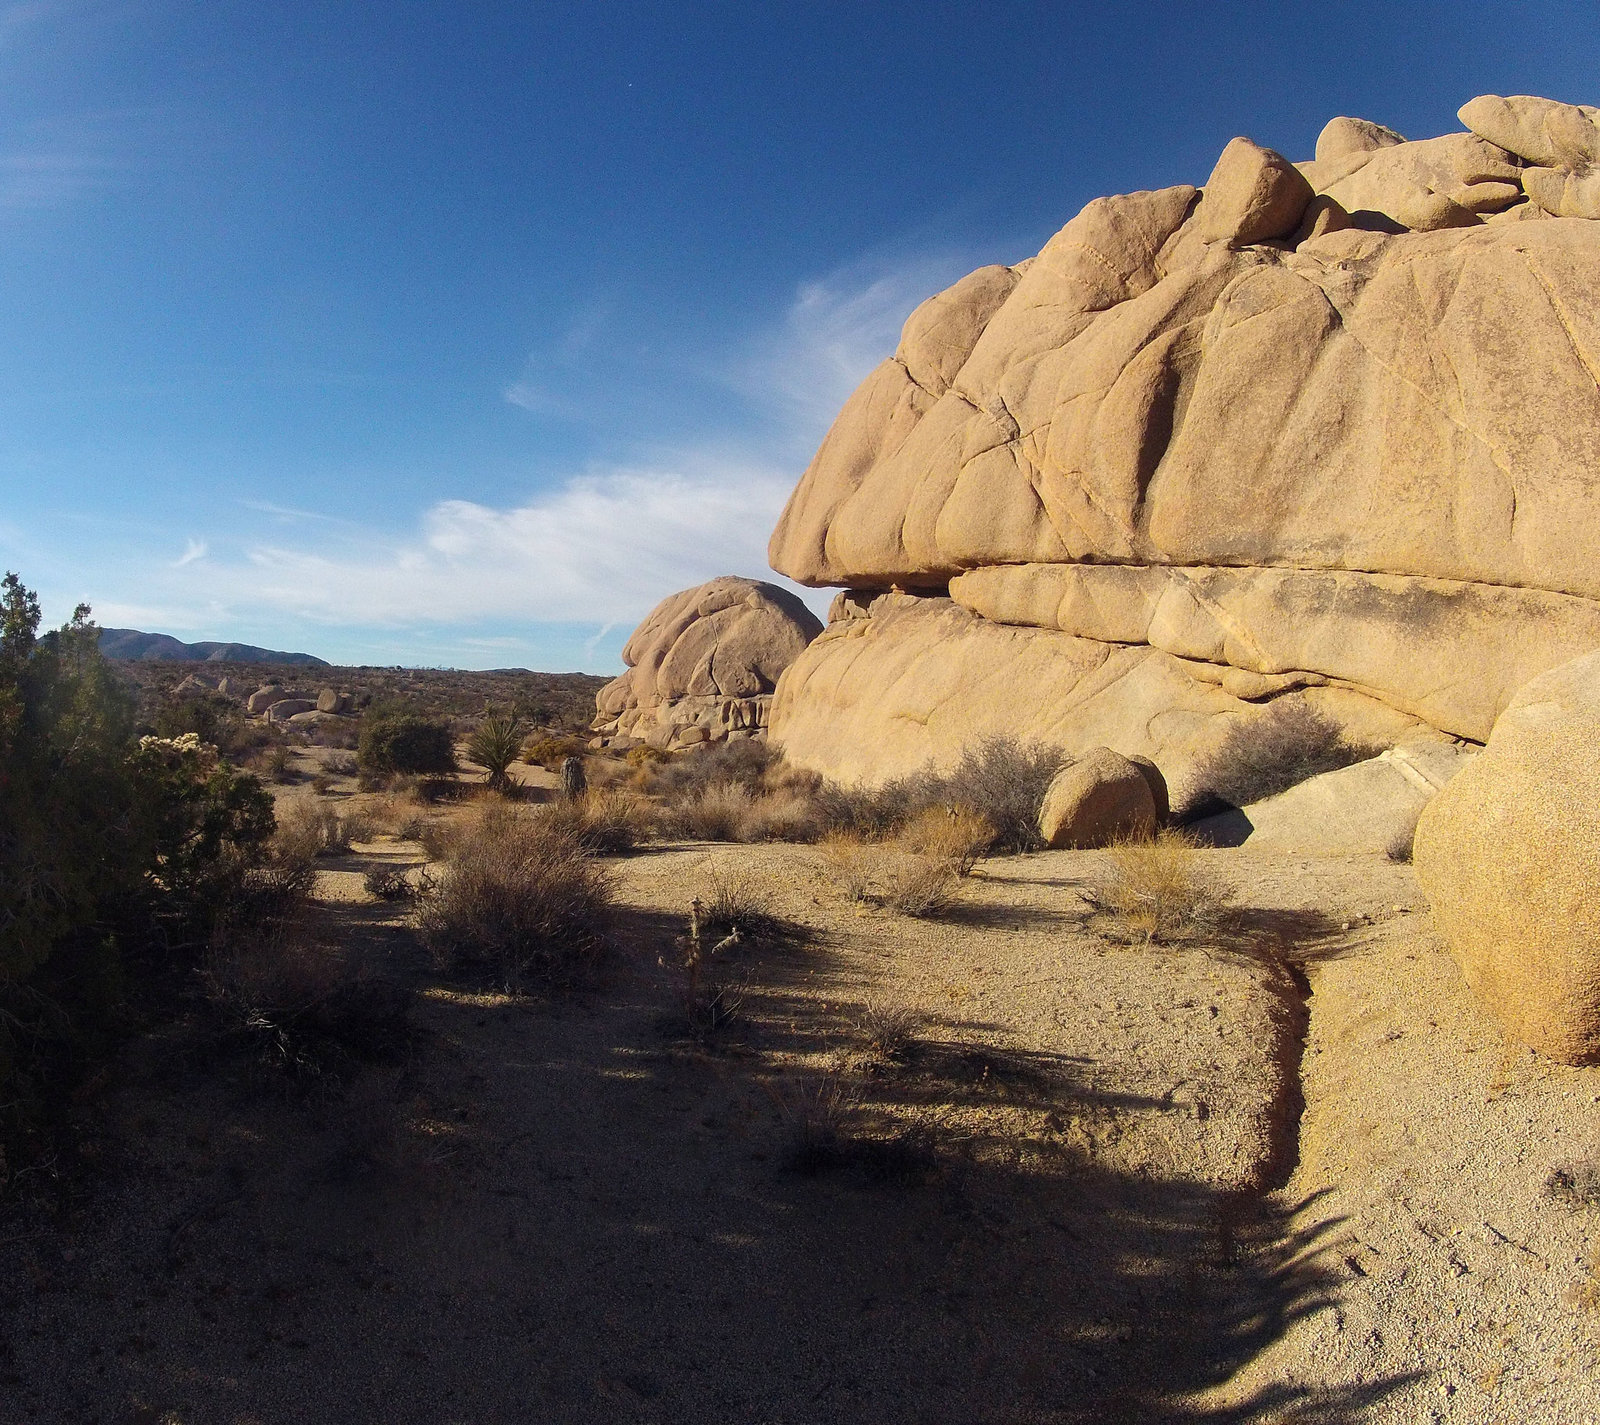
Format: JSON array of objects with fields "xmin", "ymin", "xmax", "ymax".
[
  {"xmin": 204, "ymin": 933, "xmax": 412, "ymax": 1080},
  {"xmin": 857, "ymin": 999, "xmax": 921, "ymax": 1061},
  {"xmin": 1189, "ymin": 699, "xmax": 1383, "ymax": 811},
  {"xmin": 276, "ymin": 798, "xmax": 375, "ymax": 859},
  {"xmin": 541, "ymin": 787, "xmax": 657, "ymax": 853},
  {"xmin": 880, "ymin": 852, "xmax": 962, "ymax": 918},
  {"xmin": 667, "ymin": 783, "xmax": 759, "ymax": 841},
  {"xmin": 1090, "ymin": 829, "xmax": 1230, "ymax": 945},
  {"xmin": 1545, "ymin": 1157, "xmax": 1600, "ymax": 1212},
  {"xmin": 697, "ymin": 862, "xmax": 786, "ymax": 943},
  {"xmin": 818, "ymin": 830, "xmax": 875, "ymax": 903},
  {"xmin": 775, "ymin": 1075, "xmax": 858, "ymax": 1174},
  {"xmin": 814, "ymin": 836, "xmax": 963, "ymax": 918},
  {"xmin": 897, "ymin": 805, "xmax": 994, "ymax": 875},
  {"xmin": 416, "ymin": 802, "xmax": 613, "ymax": 988}
]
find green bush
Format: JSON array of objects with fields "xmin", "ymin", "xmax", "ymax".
[
  {"xmin": 0, "ymin": 574, "xmax": 280, "ymax": 1156},
  {"xmin": 358, "ymin": 711, "xmax": 457, "ymax": 782},
  {"xmin": 465, "ymin": 710, "xmax": 524, "ymax": 790}
]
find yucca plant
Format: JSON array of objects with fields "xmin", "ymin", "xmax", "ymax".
[{"xmin": 466, "ymin": 710, "xmax": 525, "ymax": 792}]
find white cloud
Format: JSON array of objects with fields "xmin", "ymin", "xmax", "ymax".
[
  {"xmin": 170, "ymin": 459, "xmax": 804, "ymax": 629},
  {"xmin": 741, "ymin": 248, "xmax": 978, "ymax": 438},
  {"xmin": 81, "ymin": 248, "xmax": 980, "ymax": 661}
]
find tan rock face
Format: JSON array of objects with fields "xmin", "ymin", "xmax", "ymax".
[
  {"xmin": 766, "ymin": 95, "xmax": 1600, "ymax": 792},
  {"xmin": 1414, "ymin": 653, "xmax": 1600, "ymax": 1063},
  {"xmin": 768, "ymin": 591, "xmax": 1425, "ymax": 811},
  {"xmin": 593, "ymin": 577, "xmax": 822, "ymax": 752}
]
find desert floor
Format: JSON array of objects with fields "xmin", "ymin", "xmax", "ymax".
[{"xmin": 2, "ymin": 764, "xmax": 1598, "ymax": 1424}]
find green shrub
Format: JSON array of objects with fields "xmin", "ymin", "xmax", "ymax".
[
  {"xmin": 0, "ymin": 575, "xmax": 280, "ymax": 1156},
  {"xmin": 358, "ymin": 711, "xmax": 457, "ymax": 781},
  {"xmin": 465, "ymin": 710, "xmax": 524, "ymax": 790}
]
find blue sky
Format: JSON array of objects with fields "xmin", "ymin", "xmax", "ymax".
[{"xmin": 1, "ymin": 1, "xmax": 1596, "ymax": 671}]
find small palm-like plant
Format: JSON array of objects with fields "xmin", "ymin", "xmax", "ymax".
[{"xmin": 466, "ymin": 711, "xmax": 525, "ymax": 792}]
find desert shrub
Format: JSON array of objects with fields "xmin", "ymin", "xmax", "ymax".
[
  {"xmin": 879, "ymin": 852, "xmax": 962, "ymax": 918},
  {"xmin": 625, "ymin": 744, "xmax": 669, "ymax": 769},
  {"xmin": 857, "ymin": 1000, "xmax": 921, "ymax": 1061},
  {"xmin": 522, "ymin": 733, "xmax": 589, "ymax": 770},
  {"xmin": 576, "ymin": 788, "xmax": 657, "ymax": 852},
  {"xmin": 260, "ymin": 743, "xmax": 294, "ymax": 782},
  {"xmin": 742, "ymin": 789, "xmax": 822, "ymax": 843},
  {"xmin": 897, "ymin": 805, "xmax": 994, "ymax": 875},
  {"xmin": 276, "ymin": 799, "xmax": 372, "ymax": 858},
  {"xmin": 1090, "ymin": 829, "xmax": 1230, "ymax": 945},
  {"xmin": 0, "ymin": 579, "xmax": 284, "ymax": 1150},
  {"xmin": 153, "ymin": 691, "xmax": 259, "ymax": 757},
  {"xmin": 465, "ymin": 710, "xmax": 524, "ymax": 791},
  {"xmin": 325, "ymin": 752, "xmax": 358, "ymax": 777},
  {"xmin": 1188, "ymin": 700, "xmax": 1383, "ymax": 812},
  {"xmin": 363, "ymin": 865, "xmax": 417, "ymax": 901},
  {"xmin": 817, "ymin": 831, "xmax": 876, "ymax": 903},
  {"xmin": 641, "ymin": 737, "xmax": 779, "ymax": 799},
  {"xmin": 665, "ymin": 783, "xmax": 758, "ymax": 842},
  {"xmin": 815, "ymin": 738, "xmax": 1064, "ymax": 853},
  {"xmin": 417, "ymin": 803, "xmax": 613, "ymax": 988},
  {"xmin": 938, "ymin": 738, "xmax": 1067, "ymax": 853},
  {"xmin": 310, "ymin": 772, "xmax": 333, "ymax": 794},
  {"xmin": 358, "ymin": 711, "xmax": 457, "ymax": 782},
  {"xmin": 204, "ymin": 934, "xmax": 412, "ymax": 1079}
]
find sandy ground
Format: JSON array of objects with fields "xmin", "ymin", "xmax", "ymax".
[{"xmin": 2, "ymin": 768, "xmax": 1598, "ymax": 1423}]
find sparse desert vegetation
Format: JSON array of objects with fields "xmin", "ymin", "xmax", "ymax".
[{"xmin": 6, "ymin": 582, "xmax": 1595, "ymax": 1425}]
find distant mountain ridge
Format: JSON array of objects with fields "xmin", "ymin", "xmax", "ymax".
[{"xmin": 98, "ymin": 628, "xmax": 329, "ymax": 667}]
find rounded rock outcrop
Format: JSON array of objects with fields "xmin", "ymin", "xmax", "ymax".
[
  {"xmin": 766, "ymin": 94, "xmax": 1600, "ymax": 799},
  {"xmin": 1413, "ymin": 652, "xmax": 1600, "ymax": 1064},
  {"xmin": 592, "ymin": 577, "xmax": 823, "ymax": 752}
]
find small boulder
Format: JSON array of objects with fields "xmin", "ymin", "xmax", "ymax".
[
  {"xmin": 1196, "ymin": 137, "xmax": 1315, "ymax": 246},
  {"xmin": 316, "ymin": 687, "xmax": 342, "ymax": 714},
  {"xmin": 1038, "ymin": 747, "xmax": 1157, "ymax": 849},
  {"xmin": 1414, "ymin": 652, "xmax": 1600, "ymax": 1064},
  {"xmin": 265, "ymin": 698, "xmax": 316, "ymax": 725},
  {"xmin": 1314, "ymin": 115, "xmax": 1406, "ymax": 164},
  {"xmin": 247, "ymin": 684, "xmax": 285, "ymax": 715}
]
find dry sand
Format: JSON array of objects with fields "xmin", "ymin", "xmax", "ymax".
[{"xmin": 2, "ymin": 810, "xmax": 1597, "ymax": 1422}]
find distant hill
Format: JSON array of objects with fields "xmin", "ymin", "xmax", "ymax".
[{"xmin": 98, "ymin": 628, "xmax": 329, "ymax": 667}]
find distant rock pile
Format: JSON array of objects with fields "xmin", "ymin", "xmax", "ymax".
[
  {"xmin": 590, "ymin": 577, "xmax": 822, "ymax": 752},
  {"xmin": 764, "ymin": 94, "xmax": 1600, "ymax": 814}
]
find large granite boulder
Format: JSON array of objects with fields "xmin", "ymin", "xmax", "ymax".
[
  {"xmin": 1414, "ymin": 653, "xmax": 1600, "ymax": 1063},
  {"xmin": 592, "ymin": 577, "xmax": 823, "ymax": 752},
  {"xmin": 767, "ymin": 95, "xmax": 1600, "ymax": 789}
]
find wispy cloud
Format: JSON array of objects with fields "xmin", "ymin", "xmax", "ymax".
[
  {"xmin": 72, "ymin": 248, "xmax": 977, "ymax": 664},
  {"xmin": 166, "ymin": 458, "xmax": 801, "ymax": 630},
  {"xmin": 740, "ymin": 247, "xmax": 979, "ymax": 440}
]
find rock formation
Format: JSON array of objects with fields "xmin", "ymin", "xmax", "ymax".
[
  {"xmin": 1414, "ymin": 651, "xmax": 1600, "ymax": 1063},
  {"xmin": 591, "ymin": 577, "xmax": 823, "ymax": 751},
  {"xmin": 766, "ymin": 95, "xmax": 1600, "ymax": 811}
]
